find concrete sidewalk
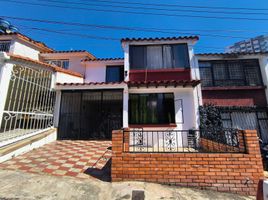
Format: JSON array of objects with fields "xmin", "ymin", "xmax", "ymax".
[{"xmin": 0, "ymin": 169, "xmax": 254, "ymax": 200}]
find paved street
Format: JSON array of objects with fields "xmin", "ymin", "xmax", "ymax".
[{"xmin": 0, "ymin": 169, "xmax": 254, "ymax": 200}]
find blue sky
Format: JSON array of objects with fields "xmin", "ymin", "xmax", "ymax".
[{"xmin": 1, "ymin": 0, "xmax": 268, "ymax": 58}]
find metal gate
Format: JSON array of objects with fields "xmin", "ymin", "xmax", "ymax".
[
  {"xmin": 58, "ymin": 90, "xmax": 123, "ymax": 140},
  {"xmin": 220, "ymin": 108, "xmax": 268, "ymax": 143}
]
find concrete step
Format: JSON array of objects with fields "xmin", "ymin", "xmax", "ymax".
[{"xmin": 0, "ymin": 128, "xmax": 56, "ymax": 162}]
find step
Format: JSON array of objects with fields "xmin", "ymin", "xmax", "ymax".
[{"xmin": 0, "ymin": 128, "xmax": 56, "ymax": 157}]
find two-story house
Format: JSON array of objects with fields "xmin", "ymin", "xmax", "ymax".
[
  {"xmin": 197, "ymin": 52, "xmax": 268, "ymax": 143},
  {"xmin": 54, "ymin": 36, "xmax": 202, "ymax": 143}
]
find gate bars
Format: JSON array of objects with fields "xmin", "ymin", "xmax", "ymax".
[{"xmin": 0, "ymin": 64, "xmax": 55, "ymax": 142}]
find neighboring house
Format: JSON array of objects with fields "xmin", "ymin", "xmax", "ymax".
[
  {"xmin": 226, "ymin": 35, "xmax": 268, "ymax": 53},
  {"xmin": 40, "ymin": 50, "xmax": 95, "ymax": 77},
  {"xmin": 0, "ymin": 33, "xmax": 84, "ymax": 150},
  {"xmin": 197, "ymin": 52, "xmax": 268, "ymax": 143}
]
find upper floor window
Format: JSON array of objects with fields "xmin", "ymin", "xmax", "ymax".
[
  {"xmin": 0, "ymin": 40, "xmax": 11, "ymax": 52},
  {"xmin": 106, "ymin": 65, "xmax": 124, "ymax": 82},
  {"xmin": 130, "ymin": 44, "xmax": 190, "ymax": 70},
  {"xmin": 199, "ymin": 59, "xmax": 263, "ymax": 87},
  {"xmin": 45, "ymin": 59, "xmax": 69, "ymax": 69}
]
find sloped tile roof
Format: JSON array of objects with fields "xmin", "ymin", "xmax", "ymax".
[
  {"xmin": 56, "ymin": 80, "xmax": 200, "ymax": 87},
  {"xmin": 196, "ymin": 52, "xmax": 268, "ymax": 56},
  {"xmin": 82, "ymin": 57, "xmax": 124, "ymax": 62},
  {"xmin": 0, "ymin": 32, "xmax": 53, "ymax": 52},
  {"xmin": 7, "ymin": 53, "xmax": 83, "ymax": 78},
  {"xmin": 121, "ymin": 36, "xmax": 199, "ymax": 42}
]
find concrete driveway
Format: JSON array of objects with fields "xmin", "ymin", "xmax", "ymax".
[{"xmin": 0, "ymin": 169, "xmax": 254, "ymax": 200}]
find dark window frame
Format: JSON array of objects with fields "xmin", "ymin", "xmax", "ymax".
[
  {"xmin": 129, "ymin": 93, "xmax": 176, "ymax": 125},
  {"xmin": 199, "ymin": 59, "xmax": 263, "ymax": 87},
  {"xmin": 129, "ymin": 43, "xmax": 190, "ymax": 70},
  {"xmin": 105, "ymin": 65, "xmax": 124, "ymax": 83}
]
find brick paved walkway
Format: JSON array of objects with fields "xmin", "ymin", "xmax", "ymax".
[{"xmin": 0, "ymin": 140, "xmax": 112, "ymax": 181}]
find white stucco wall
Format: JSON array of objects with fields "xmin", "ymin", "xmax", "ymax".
[
  {"xmin": 40, "ymin": 53, "xmax": 94, "ymax": 76},
  {"xmin": 259, "ymin": 56, "xmax": 268, "ymax": 103},
  {"xmin": 128, "ymin": 87, "xmax": 198, "ymax": 130},
  {"xmin": 54, "ymin": 72, "xmax": 84, "ymax": 84},
  {"xmin": 9, "ymin": 40, "xmax": 40, "ymax": 60},
  {"xmin": 85, "ymin": 60, "xmax": 124, "ymax": 82}
]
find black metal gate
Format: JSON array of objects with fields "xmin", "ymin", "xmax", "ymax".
[
  {"xmin": 220, "ymin": 108, "xmax": 268, "ymax": 143},
  {"xmin": 58, "ymin": 90, "xmax": 123, "ymax": 140}
]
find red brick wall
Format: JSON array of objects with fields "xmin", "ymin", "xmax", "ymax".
[
  {"xmin": 112, "ymin": 130, "xmax": 263, "ymax": 196},
  {"xmin": 202, "ymin": 89, "xmax": 267, "ymax": 106},
  {"xmin": 129, "ymin": 69, "xmax": 191, "ymax": 81}
]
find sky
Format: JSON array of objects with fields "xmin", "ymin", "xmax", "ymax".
[{"xmin": 1, "ymin": 0, "xmax": 268, "ymax": 58}]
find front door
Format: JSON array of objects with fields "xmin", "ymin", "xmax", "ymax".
[{"xmin": 58, "ymin": 90, "xmax": 123, "ymax": 140}]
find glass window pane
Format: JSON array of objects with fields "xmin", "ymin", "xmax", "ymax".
[
  {"xmin": 200, "ymin": 68, "xmax": 213, "ymax": 87},
  {"xmin": 163, "ymin": 45, "xmax": 172, "ymax": 69},
  {"xmin": 213, "ymin": 62, "xmax": 228, "ymax": 86},
  {"xmin": 62, "ymin": 60, "xmax": 69, "ymax": 69},
  {"xmin": 244, "ymin": 60, "xmax": 262, "ymax": 86},
  {"xmin": 130, "ymin": 46, "xmax": 145, "ymax": 69},
  {"xmin": 146, "ymin": 46, "xmax": 163, "ymax": 69},
  {"xmin": 228, "ymin": 61, "xmax": 244, "ymax": 86},
  {"xmin": 172, "ymin": 44, "xmax": 190, "ymax": 68},
  {"xmin": 199, "ymin": 62, "xmax": 212, "ymax": 68},
  {"xmin": 129, "ymin": 93, "xmax": 175, "ymax": 124},
  {"xmin": 106, "ymin": 66, "xmax": 123, "ymax": 82}
]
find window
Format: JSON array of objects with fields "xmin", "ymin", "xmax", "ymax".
[
  {"xmin": 106, "ymin": 66, "xmax": 124, "ymax": 82},
  {"xmin": 0, "ymin": 40, "xmax": 11, "ymax": 52},
  {"xmin": 129, "ymin": 93, "xmax": 175, "ymax": 124},
  {"xmin": 130, "ymin": 44, "xmax": 190, "ymax": 70},
  {"xmin": 45, "ymin": 60, "xmax": 69, "ymax": 69},
  {"xmin": 199, "ymin": 59, "xmax": 263, "ymax": 87}
]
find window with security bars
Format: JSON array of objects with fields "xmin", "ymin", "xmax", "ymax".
[
  {"xmin": 0, "ymin": 64, "xmax": 56, "ymax": 142},
  {"xmin": 199, "ymin": 59, "xmax": 263, "ymax": 87},
  {"xmin": 0, "ymin": 40, "xmax": 11, "ymax": 52},
  {"xmin": 45, "ymin": 59, "xmax": 69, "ymax": 69}
]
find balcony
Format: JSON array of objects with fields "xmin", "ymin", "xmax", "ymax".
[
  {"xmin": 129, "ymin": 68, "xmax": 191, "ymax": 81},
  {"xmin": 129, "ymin": 43, "xmax": 191, "ymax": 81},
  {"xmin": 0, "ymin": 41, "xmax": 11, "ymax": 52}
]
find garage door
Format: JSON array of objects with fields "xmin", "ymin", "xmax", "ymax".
[{"xmin": 58, "ymin": 90, "xmax": 123, "ymax": 140}]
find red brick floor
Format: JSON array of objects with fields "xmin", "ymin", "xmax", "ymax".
[{"xmin": 0, "ymin": 140, "xmax": 112, "ymax": 181}]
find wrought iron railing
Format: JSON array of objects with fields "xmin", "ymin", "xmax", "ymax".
[
  {"xmin": 200, "ymin": 128, "xmax": 246, "ymax": 153},
  {"xmin": 125, "ymin": 129, "xmax": 200, "ymax": 153},
  {"xmin": 124, "ymin": 128, "xmax": 246, "ymax": 153},
  {"xmin": 0, "ymin": 41, "xmax": 11, "ymax": 52}
]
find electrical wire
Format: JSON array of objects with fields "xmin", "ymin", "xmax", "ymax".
[{"xmin": 2, "ymin": 0, "xmax": 268, "ymax": 21}]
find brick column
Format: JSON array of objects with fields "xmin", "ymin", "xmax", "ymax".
[
  {"xmin": 111, "ymin": 129, "xmax": 124, "ymax": 182},
  {"xmin": 243, "ymin": 130, "xmax": 262, "ymax": 155}
]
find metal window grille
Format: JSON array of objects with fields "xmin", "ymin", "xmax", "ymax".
[
  {"xmin": 0, "ymin": 64, "xmax": 55, "ymax": 142},
  {"xmin": 199, "ymin": 68, "xmax": 213, "ymax": 87},
  {"xmin": 199, "ymin": 59, "xmax": 263, "ymax": 87},
  {"xmin": 45, "ymin": 60, "xmax": 69, "ymax": 69},
  {"xmin": 0, "ymin": 41, "xmax": 11, "ymax": 52}
]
